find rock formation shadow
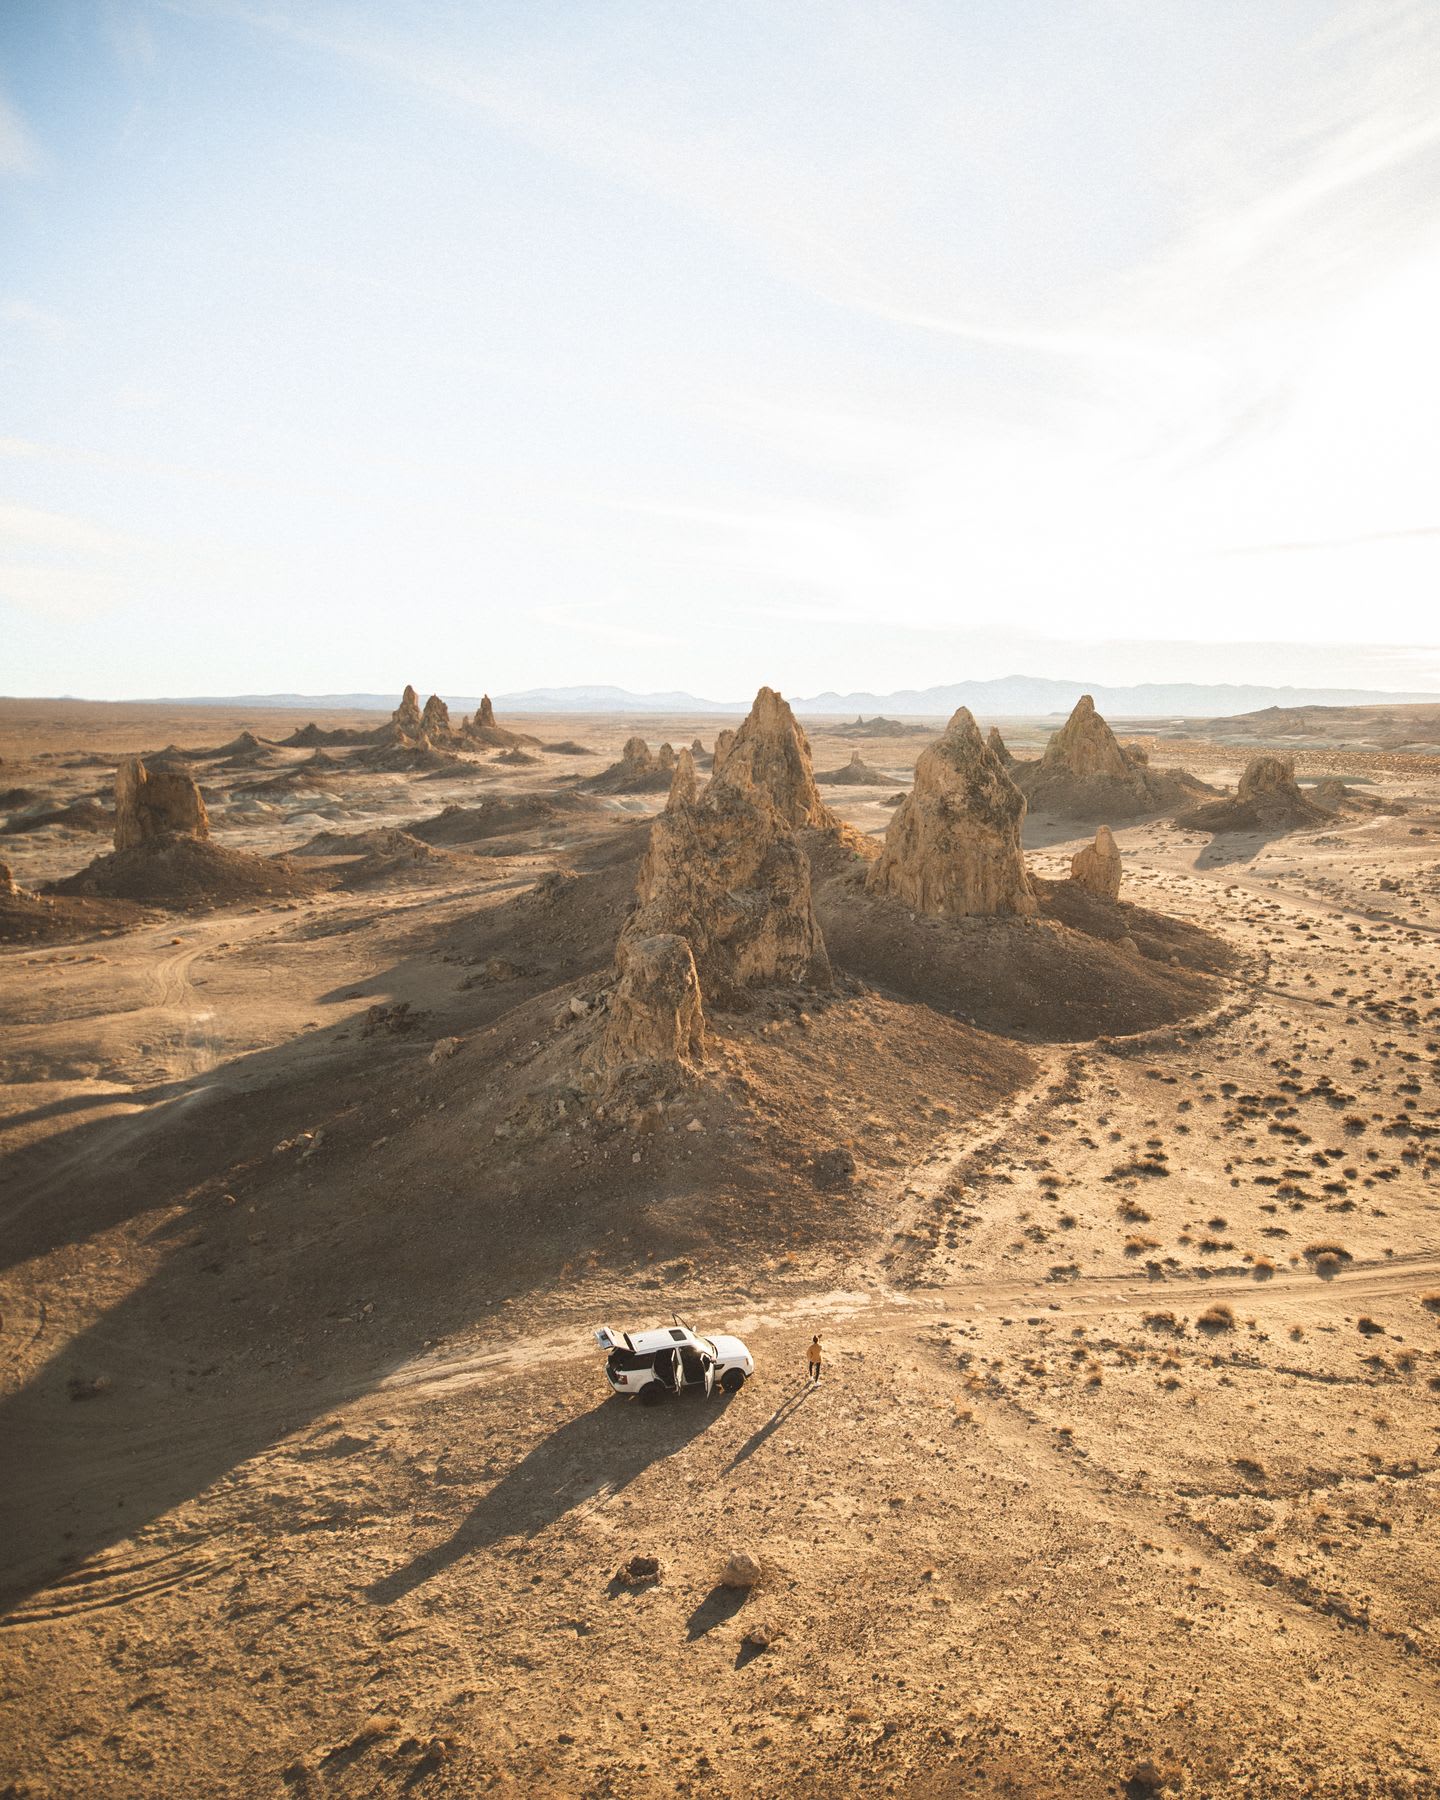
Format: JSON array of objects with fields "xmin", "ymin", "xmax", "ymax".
[{"xmin": 367, "ymin": 1395, "xmax": 723, "ymax": 1606}]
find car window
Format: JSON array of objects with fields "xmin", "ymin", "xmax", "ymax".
[
  {"xmin": 702, "ymin": 1338, "xmax": 717, "ymax": 1357},
  {"xmin": 669, "ymin": 1328, "xmax": 687, "ymax": 1341}
]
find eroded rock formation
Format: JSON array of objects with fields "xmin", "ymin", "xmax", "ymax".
[
  {"xmin": 866, "ymin": 708, "xmax": 1036, "ymax": 918},
  {"xmin": 1177, "ymin": 753, "xmax": 1329, "ymax": 833},
  {"xmin": 114, "ymin": 757, "xmax": 210, "ymax": 851},
  {"xmin": 1070, "ymin": 825, "xmax": 1122, "ymax": 900},
  {"xmin": 986, "ymin": 726, "xmax": 1015, "ymax": 766},
  {"xmin": 465, "ymin": 694, "xmax": 540, "ymax": 750},
  {"xmin": 420, "ymin": 694, "xmax": 452, "ymax": 738},
  {"xmin": 393, "ymin": 685, "xmax": 424, "ymax": 736},
  {"xmin": 625, "ymin": 763, "xmax": 831, "ymax": 1005},
  {"xmin": 584, "ymin": 736, "xmax": 672, "ymax": 794},
  {"xmin": 593, "ymin": 933, "xmax": 706, "ymax": 1073},
  {"xmin": 587, "ymin": 748, "xmax": 831, "ymax": 1085},
  {"xmin": 0, "ymin": 860, "xmax": 18, "ymax": 896},
  {"xmin": 711, "ymin": 728, "xmax": 736, "ymax": 773},
  {"xmin": 1015, "ymin": 695, "xmax": 1204, "ymax": 820},
  {"xmin": 710, "ymin": 687, "xmax": 842, "ymax": 832}
]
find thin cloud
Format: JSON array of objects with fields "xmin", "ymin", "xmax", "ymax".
[{"xmin": 0, "ymin": 93, "xmax": 39, "ymax": 174}]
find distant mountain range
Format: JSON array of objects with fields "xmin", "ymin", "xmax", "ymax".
[{"xmin": 140, "ymin": 677, "xmax": 1440, "ymax": 719}]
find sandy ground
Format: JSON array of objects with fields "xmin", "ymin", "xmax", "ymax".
[{"xmin": 2, "ymin": 702, "xmax": 1439, "ymax": 1798}]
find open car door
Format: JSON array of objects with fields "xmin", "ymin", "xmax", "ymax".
[
  {"xmin": 702, "ymin": 1353, "xmax": 714, "ymax": 1400},
  {"xmin": 594, "ymin": 1326, "xmax": 620, "ymax": 1352}
]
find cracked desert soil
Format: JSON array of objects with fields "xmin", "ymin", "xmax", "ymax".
[{"xmin": 2, "ymin": 702, "xmax": 1439, "ymax": 1798}]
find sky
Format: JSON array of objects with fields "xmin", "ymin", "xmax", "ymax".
[{"xmin": 2, "ymin": 0, "xmax": 1439, "ymax": 701}]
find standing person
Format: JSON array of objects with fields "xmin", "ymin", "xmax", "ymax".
[{"xmin": 806, "ymin": 1334, "xmax": 823, "ymax": 1385}]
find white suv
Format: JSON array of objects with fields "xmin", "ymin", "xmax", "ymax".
[{"xmin": 595, "ymin": 1318, "xmax": 754, "ymax": 1403}]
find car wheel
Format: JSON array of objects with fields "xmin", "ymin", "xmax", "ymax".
[
  {"xmin": 720, "ymin": 1369, "xmax": 746, "ymax": 1394},
  {"xmin": 638, "ymin": 1382, "xmax": 666, "ymax": 1406}
]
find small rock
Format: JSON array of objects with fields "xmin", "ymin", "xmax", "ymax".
[
  {"xmin": 721, "ymin": 1549, "xmax": 762, "ymax": 1589},
  {"xmin": 619, "ymin": 1553, "xmax": 661, "ymax": 1586},
  {"xmin": 568, "ymin": 995, "xmax": 589, "ymax": 1017},
  {"xmin": 428, "ymin": 1036, "xmax": 461, "ymax": 1065}
]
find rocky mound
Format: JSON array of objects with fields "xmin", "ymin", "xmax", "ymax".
[
  {"xmin": 867, "ymin": 708, "xmax": 1036, "ymax": 918},
  {"xmin": 815, "ymin": 862, "xmax": 1233, "ymax": 1041},
  {"xmin": 1070, "ymin": 825, "xmax": 1122, "ymax": 900},
  {"xmin": 281, "ymin": 722, "xmax": 375, "ymax": 748},
  {"xmin": 542, "ymin": 740, "xmax": 595, "ymax": 756},
  {"xmin": 816, "ymin": 751, "xmax": 902, "ymax": 786},
  {"xmin": 405, "ymin": 793, "xmax": 603, "ymax": 847},
  {"xmin": 115, "ymin": 757, "xmax": 209, "ymax": 850},
  {"xmin": 49, "ymin": 838, "xmax": 328, "ymax": 908},
  {"xmin": 2, "ymin": 798, "xmax": 113, "ymax": 836},
  {"xmin": 0, "ymin": 868, "xmax": 150, "ymax": 944},
  {"xmin": 1015, "ymin": 696, "xmax": 1206, "ymax": 820},
  {"xmin": 1176, "ymin": 754, "xmax": 1331, "ymax": 833},
  {"xmin": 296, "ymin": 827, "xmax": 463, "ymax": 887},
  {"xmin": 495, "ymin": 748, "xmax": 541, "ymax": 766},
  {"xmin": 0, "ymin": 787, "xmax": 44, "ymax": 811},
  {"xmin": 352, "ymin": 741, "xmax": 475, "ymax": 775},
  {"xmin": 583, "ymin": 737, "xmax": 676, "ymax": 795},
  {"xmin": 1311, "ymin": 778, "xmax": 1394, "ymax": 816},
  {"xmin": 825, "ymin": 715, "xmax": 917, "ymax": 738}
]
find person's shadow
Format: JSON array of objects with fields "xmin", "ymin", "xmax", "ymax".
[
  {"xmin": 722, "ymin": 1381, "xmax": 813, "ymax": 1475},
  {"xmin": 367, "ymin": 1390, "xmax": 723, "ymax": 1606}
]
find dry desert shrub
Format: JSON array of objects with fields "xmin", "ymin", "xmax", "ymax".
[
  {"xmin": 1197, "ymin": 1303, "xmax": 1235, "ymax": 1333},
  {"xmin": 1421, "ymin": 1293, "xmax": 1440, "ymax": 1314}
]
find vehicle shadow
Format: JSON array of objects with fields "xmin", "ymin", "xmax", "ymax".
[
  {"xmin": 367, "ymin": 1393, "xmax": 723, "ymax": 1606},
  {"xmin": 722, "ymin": 1382, "xmax": 813, "ymax": 1473}
]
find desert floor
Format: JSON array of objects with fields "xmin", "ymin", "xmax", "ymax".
[{"xmin": 2, "ymin": 701, "xmax": 1438, "ymax": 1799}]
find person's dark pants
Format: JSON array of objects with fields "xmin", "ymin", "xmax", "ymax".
[{"xmin": 808, "ymin": 1362, "xmax": 820, "ymax": 1384}]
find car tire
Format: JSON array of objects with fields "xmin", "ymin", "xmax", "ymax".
[
  {"xmin": 720, "ymin": 1369, "xmax": 746, "ymax": 1394},
  {"xmin": 638, "ymin": 1382, "xmax": 666, "ymax": 1406}
]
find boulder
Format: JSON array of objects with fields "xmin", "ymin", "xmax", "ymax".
[
  {"xmin": 114, "ymin": 757, "xmax": 210, "ymax": 851},
  {"xmin": 867, "ymin": 708, "xmax": 1036, "ymax": 918},
  {"xmin": 721, "ymin": 1550, "xmax": 762, "ymax": 1589},
  {"xmin": 1070, "ymin": 825, "xmax": 1122, "ymax": 900}
]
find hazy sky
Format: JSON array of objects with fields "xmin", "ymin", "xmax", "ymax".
[{"xmin": 3, "ymin": 0, "xmax": 1439, "ymax": 700}]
